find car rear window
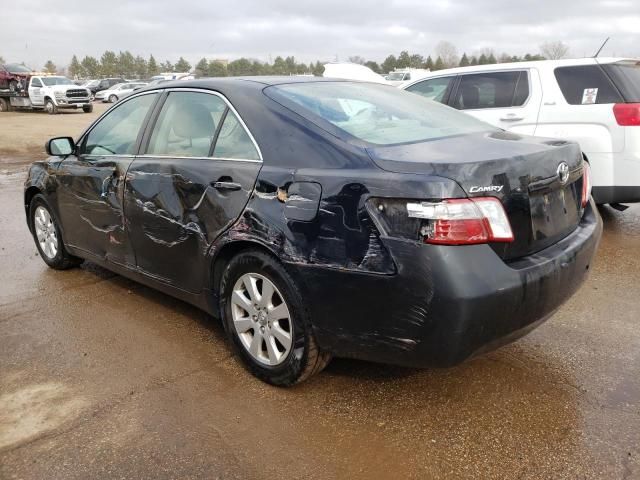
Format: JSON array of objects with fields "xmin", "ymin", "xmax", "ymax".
[
  {"xmin": 265, "ymin": 82, "xmax": 496, "ymax": 146},
  {"xmin": 554, "ymin": 65, "xmax": 623, "ymax": 105},
  {"xmin": 601, "ymin": 60, "xmax": 640, "ymax": 102}
]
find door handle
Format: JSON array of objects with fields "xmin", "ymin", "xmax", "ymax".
[
  {"xmin": 211, "ymin": 181, "xmax": 242, "ymax": 191},
  {"xmin": 500, "ymin": 114, "xmax": 524, "ymax": 122}
]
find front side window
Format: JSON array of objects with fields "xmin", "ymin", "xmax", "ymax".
[
  {"xmin": 554, "ymin": 65, "xmax": 622, "ymax": 105},
  {"xmin": 83, "ymin": 93, "xmax": 157, "ymax": 155},
  {"xmin": 266, "ymin": 82, "xmax": 495, "ymax": 146},
  {"xmin": 405, "ymin": 76, "xmax": 455, "ymax": 103},
  {"xmin": 452, "ymin": 71, "xmax": 525, "ymax": 110},
  {"xmin": 31, "ymin": 78, "xmax": 43, "ymax": 87}
]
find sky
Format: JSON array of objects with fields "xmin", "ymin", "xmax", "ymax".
[{"xmin": 1, "ymin": 0, "xmax": 639, "ymax": 70}]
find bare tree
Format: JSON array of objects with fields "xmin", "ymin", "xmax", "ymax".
[
  {"xmin": 540, "ymin": 41, "xmax": 570, "ymax": 60},
  {"xmin": 435, "ymin": 41, "xmax": 459, "ymax": 68},
  {"xmin": 348, "ymin": 55, "xmax": 366, "ymax": 65}
]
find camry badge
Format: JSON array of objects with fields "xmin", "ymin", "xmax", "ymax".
[{"xmin": 557, "ymin": 162, "xmax": 570, "ymax": 185}]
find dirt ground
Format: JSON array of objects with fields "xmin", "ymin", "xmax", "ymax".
[{"xmin": 0, "ymin": 108, "xmax": 639, "ymax": 479}]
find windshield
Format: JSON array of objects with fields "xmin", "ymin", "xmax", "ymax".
[
  {"xmin": 84, "ymin": 80, "xmax": 99, "ymax": 87},
  {"xmin": 386, "ymin": 72, "xmax": 406, "ymax": 81},
  {"xmin": 602, "ymin": 60, "xmax": 640, "ymax": 102},
  {"xmin": 266, "ymin": 82, "xmax": 496, "ymax": 146},
  {"xmin": 41, "ymin": 77, "xmax": 74, "ymax": 86},
  {"xmin": 4, "ymin": 63, "xmax": 31, "ymax": 73}
]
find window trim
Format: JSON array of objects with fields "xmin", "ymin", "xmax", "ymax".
[
  {"xmin": 139, "ymin": 87, "xmax": 263, "ymax": 163},
  {"xmin": 448, "ymin": 69, "xmax": 532, "ymax": 111}
]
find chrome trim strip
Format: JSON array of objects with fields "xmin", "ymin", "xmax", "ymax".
[{"xmin": 137, "ymin": 154, "xmax": 261, "ymax": 163}]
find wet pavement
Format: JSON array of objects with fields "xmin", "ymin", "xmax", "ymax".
[{"xmin": 0, "ymin": 166, "xmax": 639, "ymax": 479}]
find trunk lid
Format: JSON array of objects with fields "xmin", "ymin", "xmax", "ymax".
[{"xmin": 367, "ymin": 131, "xmax": 585, "ymax": 260}]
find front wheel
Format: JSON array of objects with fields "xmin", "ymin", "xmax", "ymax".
[
  {"xmin": 45, "ymin": 99, "xmax": 58, "ymax": 115},
  {"xmin": 29, "ymin": 194, "xmax": 83, "ymax": 270},
  {"xmin": 82, "ymin": 104, "xmax": 93, "ymax": 113},
  {"xmin": 109, "ymin": 94, "xmax": 118, "ymax": 103},
  {"xmin": 220, "ymin": 249, "xmax": 331, "ymax": 386}
]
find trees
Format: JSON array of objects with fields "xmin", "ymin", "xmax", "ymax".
[
  {"xmin": 487, "ymin": 53, "xmax": 497, "ymax": 65},
  {"xmin": 396, "ymin": 50, "xmax": 411, "ymax": 68},
  {"xmin": 435, "ymin": 41, "xmax": 459, "ymax": 68},
  {"xmin": 364, "ymin": 61, "xmax": 381, "ymax": 73},
  {"xmin": 433, "ymin": 56, "xmax": 445, "ymax": 71},
  {"xmin": 160, "ymin": 60, "xmax": 174, "ymax": 72},
  {"xmin": 134, "ymin": 56, "xmax": 147, "ymax": 78},
  {"xmin": 227, "ymin": 58, "xmax": 252, "ymax": 76},
  {"xmin": 459, "ymin": 53, "xmax": 470, "ymax": 67},
  {"xmin": 100, "ymin": 51, "xmax": 118, "ymax": 76},
  {"xmin": 540, "ymin": 41, "xmax": 569, "ymax": 60},
  {"xmin": 381, "ymin": 55, "xmax": 397, "ymax": 74},
  {"xmin": 44, "ymin": 60, "xmax": 57, "ymax": 74},
  {"xmin": 68, "ymin": 55, "xmax": 83, "ymax": 78},
  {"xmin": 81, "ymin": 56, "xmax": 100, "ymax": 77},
  {"xmin": 148, "ymin": 55, "xmax": 159, "ymax": 76},
  {"xmin": 312, "ymin": 61, "xmax": 324, "ymax": 77},
  {"xmin": 478, "ymin": 53, "xmax": 489, "ymax": 65},
  {"xmin": 195, "ymin": 58, "xmax": 209, "ymax": 77},
  {"xmin": 118, "ymin": 51, "xmax": 135, "ymax": 77},
  {"xmin": 175, "ymin": 56, "xmax": 191, "ymax": 72},
  {"xmin": 208, "ymin": 61, "xmax": 227, "ymax": 77},
  {"xmin": 348, "ymin": 55, "xmax": 366, "ymax": 65},
  {"xmin": 424, "ymin": 56, "xmax": 434, "ymax": 70}
]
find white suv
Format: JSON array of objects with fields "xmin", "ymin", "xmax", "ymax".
[{"xmin": 402, "ymin": 58, "xmax": 640, "ymax": 205}]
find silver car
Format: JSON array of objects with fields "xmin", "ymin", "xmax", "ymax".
[{"xmin": 95, "ymin": 82, "xmax": 147, "ymax": 103}]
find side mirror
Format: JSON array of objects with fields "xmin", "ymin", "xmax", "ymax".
[{"xmin": 46, "ymin": 137, "xmax": 75, "ymax": 156}]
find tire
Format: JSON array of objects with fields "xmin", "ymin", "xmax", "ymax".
[
  {"xmin": 109, "ymin": 94, "xmax": 118, "ymax": 103},
  {"xmin": 45, "ymin": 99, "xmax": 58, "ymax": 115},
  {"xmin": 29, "ymin": 194, "xmax": 83, "ymax": 270},
  {"xmin": 220, "ymin": 249, "xmax": 331, "ymax": 386},
  {"xmin": 0, "ymin": 98, "xmax": 9, "ymax": 112},
  {"xmin": 83, "ymin": 104, "xmax": 93, "ymax": 113}
]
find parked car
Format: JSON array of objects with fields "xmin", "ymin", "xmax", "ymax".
[
  {"xmin": 402, "ymin": 58, "xmax": 640, "ymax": 205},
  {"xmin": 0, "ymin": 63, "xmax": 33, "ymax": 91},
  {"xmin": 24, "ymin": 78, "xmax": 601, "ymax": 385},
  {"xmin": 87, "ymin": 77, "xmax": 126, "ymax": 94},
  {"xmin": 95, "ymin": 82, "xmax": 147, "ymax": 102},
  {"xmin": 384, "ymin": 68, "xmax": 431, "ymax": 86}
]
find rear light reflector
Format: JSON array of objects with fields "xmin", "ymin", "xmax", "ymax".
[
  {"xmin": 406, "ymin": 197, "xmax": 514, "ymax": 245},
  {"xmin": 581, "ymin": 161, "xmax": 592, "ymax": 208},
  {"xmin": 613, "ymin": 103, "xmax": 640, "ymax": 126}
]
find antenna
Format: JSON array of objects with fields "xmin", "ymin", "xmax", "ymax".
[{"xmin": 593, "ymin": 37, "xmax": 610, "ymax": 58}]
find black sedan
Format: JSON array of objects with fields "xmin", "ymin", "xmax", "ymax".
[{"xmin": 24, "ymin": 78, "xmax": 602, "ymax": 385}]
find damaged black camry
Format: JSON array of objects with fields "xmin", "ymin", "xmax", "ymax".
[{"xmin": 24, "ymin": 78, "xmax": 602, "ymax": 385}]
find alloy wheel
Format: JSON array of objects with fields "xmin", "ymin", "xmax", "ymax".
[
  {"xmin": 231, "ymin": 273, "xmax": 293, "ymax": 366},
  {"xmin": 34, "ymin": 206, "xmax": 58, "ymax": 259}
]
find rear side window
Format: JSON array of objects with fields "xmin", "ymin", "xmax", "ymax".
[
  {"xmin": 213, "ymin": 111, "xmax": 261, "ymax": 160},
  {"xmin": 147, "ymin": 91, "xmax": 225, "ymax": 157},
  {"xmin": 601, "ymin": 61, "xmax": 640, "ymax": 102},
  {"xmin": 554, "ymin": 65, "xmax": 622, "ymax": 105},
  {"xmin": 405, "ymin": 76, "xmax": 455, "ymax": 104},
  {"xmin": 452, "ymin": 71, "xmax": 526, "ymax": 110}
]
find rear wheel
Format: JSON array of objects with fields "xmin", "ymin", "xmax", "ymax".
[
  {"xmin": 29, "ymin": 194, "xmax": 83, "ymax": 270},
  {"xmin": 220, "ymin": 249, "xmax": 331, "ymax": 386},
  {"xmin": 109, "ymin": 94, "xmax": 118, "ymax": 103},
  {"xmin": 82, "ymin": 104, "xmax": 93, "ymax": 113},
  {"xmin": 0, "ymin": 98, "xmax": 10, "ymax": 112},
  {"xmin": 45, "ymin": 99, "xmax": 58, "ymax": 115}
]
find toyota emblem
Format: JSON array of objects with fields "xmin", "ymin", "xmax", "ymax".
[{"xmin": 557, "ymin": 162, "xmax": 570, "ymax": 185}]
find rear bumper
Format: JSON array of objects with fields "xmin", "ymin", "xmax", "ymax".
[{"xmin": 291, "ymin": 199, "xmax": 602, "ymax": 368}]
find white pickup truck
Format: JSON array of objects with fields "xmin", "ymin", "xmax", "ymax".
[{"xmin": 0, "ymin": 75, "xmax": 93, "ymax": 114}]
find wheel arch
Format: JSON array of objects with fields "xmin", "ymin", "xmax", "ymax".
[{"xmin": 24, "ymin": 186, "xmax": 43, "ymax": 232}]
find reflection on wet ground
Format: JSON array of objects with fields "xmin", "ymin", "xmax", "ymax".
[{"xmin": 1, "ymin": 170, "xmax": 638, "ymax": 479}]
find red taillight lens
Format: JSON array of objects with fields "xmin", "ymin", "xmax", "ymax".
[
  {"xmin": 613, "ymin": 103, "xmax": 640, "ymax": 126},
  {"xmin": 406, "ymin": 197, "xmax": 514, "ymax": 245},
  {"xmin": 581, "ymin": 161, "xmax": 592, "ymax": 208}
]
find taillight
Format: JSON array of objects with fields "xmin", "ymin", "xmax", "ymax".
[
  {"xmin": 406, "ymin": 197, "xmax": 514, "ymax": 245},
  {"xmin": 613, "ymin": 103, "xmax": 640, "ymax": 126},
  {"xmin": 581, "ymin": 161, "xmax": 592, "ymax": 208}
]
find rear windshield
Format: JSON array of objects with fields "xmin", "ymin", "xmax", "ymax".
[
  {"xmin": 265, "ymin": 82, "xmax": 496, "ymax": 146},
  {"xmin": 554, "ymin": 65, "xmax": 622, "ymax": 105},
  {"xmin": 601, "ymin": 60, "xmax": 640, "ymax": 102}
]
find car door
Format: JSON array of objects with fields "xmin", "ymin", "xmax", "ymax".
[
  {"xmin": 448, "ymin": 70, "xmax": 541, "ymax": 135},
  {"xmin": 55, "ymin": 91, "xmax": 159, "ymax": 266},
  {"xmin": 124, "ymin": 89, "xmax": 262, "ymax": 292},
  {"xmin": 28, "ymin": 77, "xmax": 45, "ymax": 105}
]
